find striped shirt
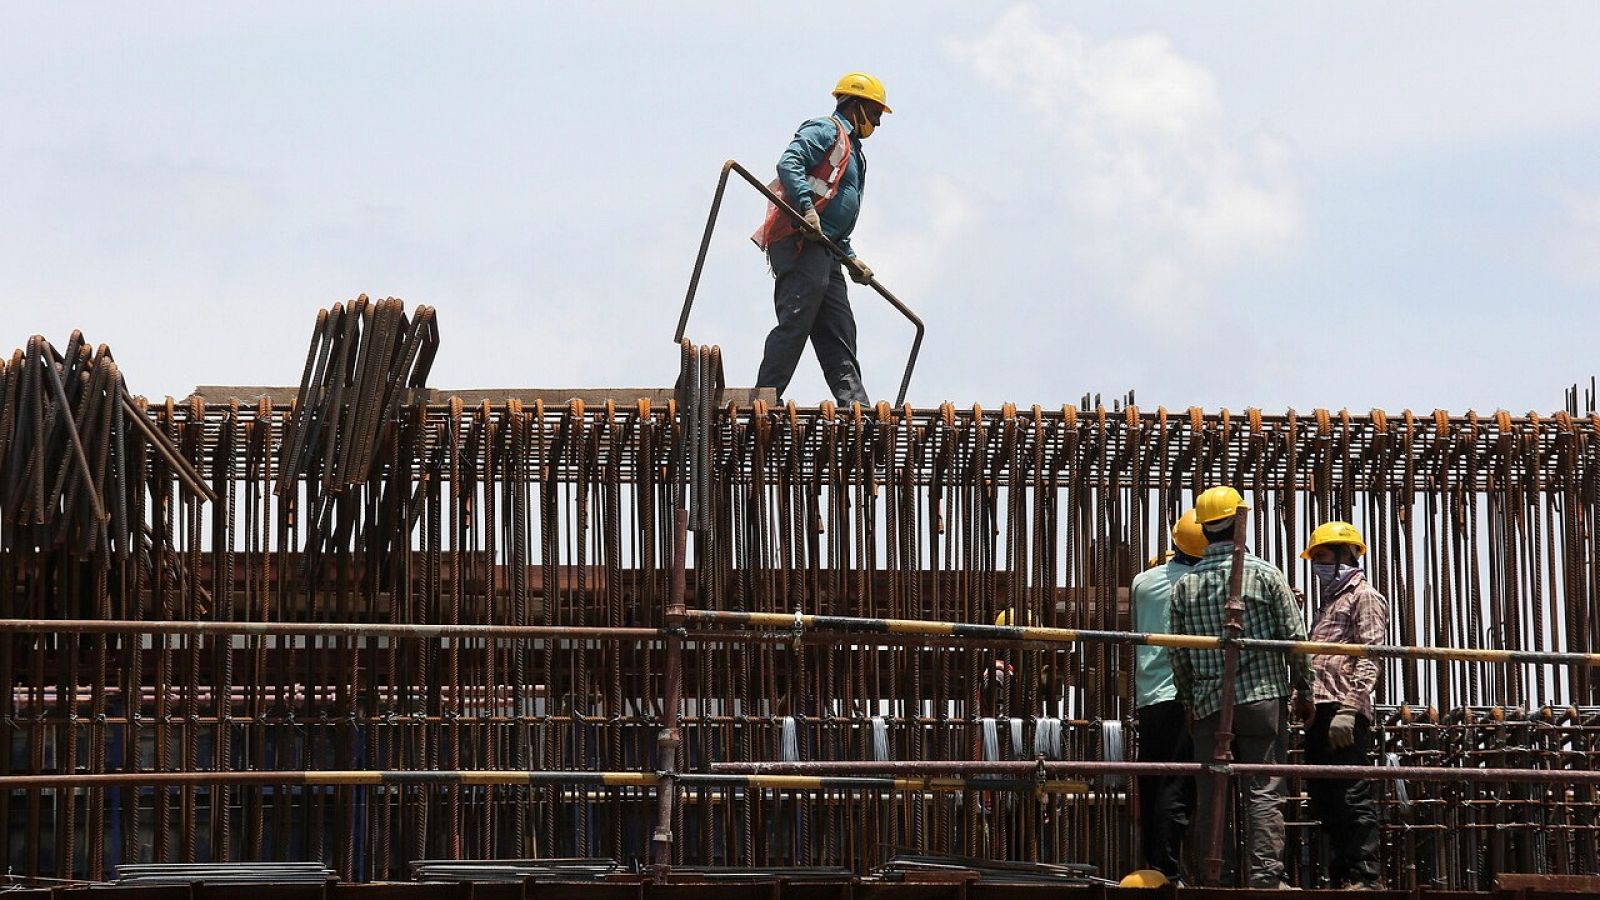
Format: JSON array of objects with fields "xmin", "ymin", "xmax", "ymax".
[
  {"xmin": 1170, "ymin": 542, "xmax": 1313, "ymax": 720},
  {"xmin": 1308, "ymin": 570, "xmax": 1388, "ymax": 720}
]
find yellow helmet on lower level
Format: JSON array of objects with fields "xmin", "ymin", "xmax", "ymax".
[
  {"xmin": 994, "ymin": 608, "xmax": 1033, "ymax": 627},
  {"xmin": 1120, "ymin": 869, "xmax": 1169, "ymax": 888}
]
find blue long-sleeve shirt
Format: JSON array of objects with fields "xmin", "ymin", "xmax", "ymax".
[{"xmin": 775, "ymin": 114, "xmax": 865, "ymax": 258}]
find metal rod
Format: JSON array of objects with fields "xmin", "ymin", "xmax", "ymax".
[
  {"xmin": 119, "ymin": 391, "xmax": 216, "ymax": 503},
  {"xmin": 0, "ymin": 770, "xmax": 1089, "ymax": 793},
  {"xmin": 708, "ymin": 759, "xmax": 1600, "ymax": 786},
  {"xmin": 1203, "ymin": 506, "xmax": 1250, "ymax": 885},
  {"xmin": 673, "ymin": 160, "xmax": 925, "ymax": 407},
  {"xmin": 0, "ymin": 618, "xmax": 661, "ymax": 640},
  {"xmin": 683, "ymin": 609, "xmax": 1600, "ymax": 667}
]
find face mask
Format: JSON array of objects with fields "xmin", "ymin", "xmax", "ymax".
[
  {"xmin": 849, "ymin": 103, "xmax": 877, "ymax": 138},
  {"xmin": 1313, "ymin": 562, "xmax": 1356, "ymax": 595}
]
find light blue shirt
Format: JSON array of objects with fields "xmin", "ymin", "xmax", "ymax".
[
  {"xmin": 1131, "ymin": 557, "xmax": 1195, "ymax": 708},
  {"xmin": 774, "ymin": 113, "xmax": 865, "ymax": 257}
]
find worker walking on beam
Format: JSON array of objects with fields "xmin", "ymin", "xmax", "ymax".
[
  {"xmin": 751, "ymin": 73, "xmax": 889, "ymax": 407},
  {"xmin": 1129, "ymin": 509, "xmax": 1207, "ymax": 883},
  {"xmin": 1300, "ymin": 521, "xmax": 1389, "ymax": 890},
  {"xmin": 1170, "ymin": 486, "xmax": 1313, "ymax": 889}
]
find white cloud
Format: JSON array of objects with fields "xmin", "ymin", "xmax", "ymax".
[
  {"xmin": 852, "ymin": 175, "xmax": 974, "ymax": 302},
  {"xmin": 948, "ymin": 5, "xmax": 1300, "ymax": 325}
]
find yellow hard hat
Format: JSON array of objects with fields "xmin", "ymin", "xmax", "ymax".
[
  {"xmin": 833, "ymin": 72, "xmax": 892, "ymax": 113},
  {"xmin": 1146, "ymin": 550, "xmax": 1172, "ymax": 568},
  {"xmin": 1302, "ymin": 520, "xmax": 1367, "ymax": 560},
  {"xmin": 1194, "ymin": 485, "xmax": 1247, "ymax": 524},
  {"xmin": 1171, "ymin": 508, "xmax": 1207, "ymax": 557},
  {"xmin": 994, "ymin": 608, "xmax": 1033, "ymax": 627},
  {"xmin": 1120, "ymin": 869, "xmax": 1169, "ymax": 888}
]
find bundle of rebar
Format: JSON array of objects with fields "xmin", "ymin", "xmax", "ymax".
[
  {"xmin": 2, "ymin": 319, "xmax": 1599, "ymax": 888},
  {"xmin": 0, "ymin": 332, "xmax": 212, "ymax": 559}
]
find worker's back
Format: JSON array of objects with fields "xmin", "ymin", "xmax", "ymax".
[
  {"xmin": 1130, "ymin": 558, "xmax": 1194, "ymax": 708},
  {"xmin": 1170, "ymin": 541, "xmax": 1307, "ymax": 719}
]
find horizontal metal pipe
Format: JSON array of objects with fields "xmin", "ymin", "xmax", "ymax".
[
  {"xmin": 0, "ymin": 769, "xmax": 1087, "ymax": 794},
  {"xmin": 710, "ymin": 758, "xmax": 1600, "ymax": 786},
  {"xmin": 0, "ymin": 618, "xmax": 661, "ymax": 640},
  {"xmin": 677, "ymin": 773, "xmax": 1087, "ymax": 794},
  {"xmin": 11, "ymin": 609, "xmax": 1597, "ymax": 667},
  {"xmin": 0, "ymin": 770, "xmax": 657, "ymax": 789},
  {"xmin": 685, "ymin": 609, "xmax": 1600, "ymax": 668}
]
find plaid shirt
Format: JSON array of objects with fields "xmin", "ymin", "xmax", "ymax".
[
  {"xmin": 1170, "ymin": 542, "xmax": 1313, "ymax": 720},
  {"xmin": 1308, "ymin": 570, "xmax": 1389, "ymax": 720}
]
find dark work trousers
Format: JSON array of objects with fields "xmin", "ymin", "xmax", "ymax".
[
  {"xmin": 1137, "ymin": 699, "xmax": 1195, "ymax": 877},
  {"xmin": 1305, "ymin": 703, "xmax": 1381, "ymax": 887},
  {"xmin": 755, "ymin": 237, "xmax": 868, "ymax": 406},
  {"xmin": 1191, "ymin": 698, "xmax": 1287, "ymax": 887}
]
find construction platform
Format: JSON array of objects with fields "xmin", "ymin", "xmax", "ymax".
[{"xmin": 2, "ymin": 305, "xmax": 1598, "ymax": 893}]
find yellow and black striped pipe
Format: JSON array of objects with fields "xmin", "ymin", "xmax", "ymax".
[
  {"xmin": 685, "ymin": 609, "xmax": 1600, "ymax": 669},
  {"xmin": 0, "ymin": 769, "xmax": 1087, "ymax": 794}
]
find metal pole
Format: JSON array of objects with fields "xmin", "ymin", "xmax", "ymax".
[
  {"xmin": 672, "ymin": 161, "xmax": 925, "ymax": 407},
  {"xmin": 0, "ymin": 618, "xmax": 660, "ymax": 641},
  {"xmin": 653, "ymin": 506, "xmax": 688, "ymax": 875},
  {"xmin": 681, "ymin": 610, "xmax": 1600, "ymax": 668},
  {"xmin": 1204, "ymin": 506, "xmax": 1250, "ymax": 886},
  {"xmin": 709, "ymin": 759, "xmax": 1600, "ymax": 787}
]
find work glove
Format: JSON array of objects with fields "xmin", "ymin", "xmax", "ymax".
[
  {"xmin": 1293, "ymin": 691, "xmax": 1316, "ymax": 725},
  {"xmin": 800, "ymin": 208, "xmax": 823, "ymax": 241},
  {"xmin": 1328, "ymin": 710, "xmax": 1357, "ymax": 749},
  {"xmin": 849, "ymin": 258, "xmax": 874, "ymax": 285}
]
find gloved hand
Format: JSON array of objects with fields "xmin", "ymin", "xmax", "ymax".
[
  {"xmin": 849, "ymin": 258, "xmax": 873, "ymax": 285},
  {"xmin": 1328, "ymin": 710, "xmax": 1357, "ymax": 749},
  {"xmin": 1293, "ymin": 691, "xmax": 1316, "ymax": 725},
  {"xmin": 800, "ymin": 208, "xmax": 823, "ymax": 241}
]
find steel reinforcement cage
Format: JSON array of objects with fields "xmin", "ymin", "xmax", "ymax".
[{"xmin": 3, "ymin": 366, "xmax": 1600, "ymax": 886}]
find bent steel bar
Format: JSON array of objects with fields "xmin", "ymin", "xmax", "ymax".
[
  {"xmin": 673, "ymin": 160, "xmax": 925, "ymax": 407},
  {"xmin": 684, "ymin": 608, "xmax": 1600, "ymax": 668}
]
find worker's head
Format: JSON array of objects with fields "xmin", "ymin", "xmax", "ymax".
[
  {"xmin": 1302, "ymin": 520, "xmax": 1366, "ymax": 566},
  {"xmin": 833, "ymin": 72, "xmax": 890, "ymax": 138},
  {"xmin": 1194, "ymin": 485, "xmax": 1246, "ymax": 544},
  {"xmin": 1304, "ymin": 521, "xmax": 1365, "ymax": 595},
  {"xmin": 1170, "ymin": 508, "xmax": 1207, "ymax": 560},
  {"xmin": 994, "ymin": 608, "xmax": 1033, "ymax": 628}
]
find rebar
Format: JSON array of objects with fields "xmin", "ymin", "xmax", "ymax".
[{"xmin": 3, "ymin": 317, "xmax": 1599, "ymax": 889}]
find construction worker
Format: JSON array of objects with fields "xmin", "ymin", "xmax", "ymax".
[
  {"xmin": 751, "ymin": 73, "xmax": 889, "ymax": 407},
  {"xmin": 1300, "ymin": 521, "xmax": 1389, "ymax": 889},
  {"xmin": 1169, "ymin": 486, "xmax": 1313, "ymax": 888},
  {"xmin": 1128, "ymin": 509, "xmax": 1207, "ymax": 881}
]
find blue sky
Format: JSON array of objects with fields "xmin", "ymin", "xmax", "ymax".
[{"xmin": 3, "ymin": 2, "xmax": 1597, "ymax": 414}]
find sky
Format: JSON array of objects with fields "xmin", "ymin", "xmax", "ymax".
[{"xmin": 2, "ymin": 2, "xmax": 1598, "ymax": 415}]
